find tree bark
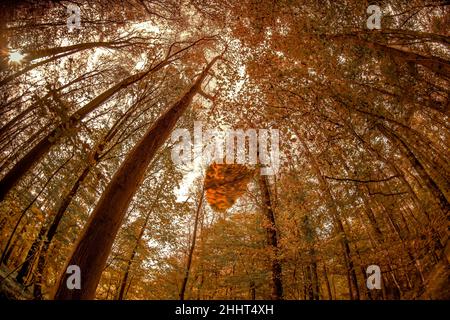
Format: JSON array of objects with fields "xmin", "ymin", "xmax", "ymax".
[{"xmin": 258, "ymin": 174, "xmax": 283, "ymax": 300}]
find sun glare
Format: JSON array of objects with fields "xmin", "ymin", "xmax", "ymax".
[{"xmin": 8, "ymin": 50, "xmax": 24, "ymax": 64}]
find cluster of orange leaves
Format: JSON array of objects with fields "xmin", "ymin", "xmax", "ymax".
[{"xmin": 204, "ymin": 163, "xmax": 254, "ymax": 211}]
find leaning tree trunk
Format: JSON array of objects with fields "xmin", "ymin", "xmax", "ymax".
[
  {"xmin": 32, "ymin": 164, "xmax": 91, "ymax": 299},
  {"xmin": 342, "ymin": 116, "xmax": 445, "ymax": 258},
  {"xmin": 34, "ymin": 91, "xmax": 157, "ymax": 299},
  {"xmin": 0, "ymin": 155, "xmax": 72, "ymax": 265},
  {"xmin": 52, "ymin": 56, "xmax": 219, "ymax": 300},
  {"xmin": 330, "ymin": 34, "xmax": 450, "ymax": 80}
]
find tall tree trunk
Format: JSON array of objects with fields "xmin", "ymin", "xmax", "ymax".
[
  {"xmin": 330, "ymin": 34, "xmax": 450, "ymax": 79},
  {"xmin": 33, "ymin": 89, "xmax": 150, "ymax": 298},
  {"xmin": 340, "ymin": 115, "xmax": 445, "ymax": 257},
  {"xmin": 337, "ymin": 104, "xmax": 440, "ymax": 224},
  {"xmin": 32, "ymin": 165, "xmax": 91, "ymax": 299},
  {"xmin": 52, "ymin": 56, "xmax": 219, "ymax": 300},
  {"xmin": 258, "ymin": 174, "xmax": 283, "ymax": 300},
  {"xmin": 116, "ymin": 239, "xmax": 138, "ymax": 301},
  {"xmin": 323, "ymin": 265, "xmax": 332, "ymax": 300},
  {"xmin": 301, "ymin": 215, "xmax": 320, "ymax": 300},
  {"xmin": 310, "ymin": 251, "xmax": 320, "ymax": 300},
  {"xmin": 250, "ymin": 281, "xmax": 256, "ymax": 300},
  {"xmin": 305, "ymin": 265, "xmax": 314, "ymax": 300},
  {"xmin": 1, "ymin": 223, "xmax": 27, "ymax": 266}
]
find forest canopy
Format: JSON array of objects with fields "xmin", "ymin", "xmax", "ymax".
[{"xmin": 0, "ymin": 0, "xmax": 449, "ymax": 300}]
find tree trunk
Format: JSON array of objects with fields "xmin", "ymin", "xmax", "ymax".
[
  {"xmin": 323, "ymin": 265, "xmax": 332, "ymax": 300},
  {"xmin": 34, "ymin": 88, "xmax": 167, "ymax": 298},
  {"xmin": 340, "ymin": 116, "xmax": 445, "ymax": 257},
  {"xmin": 0, "ymin": 155, "xmax": 72, "ymax": 265},
  {"xmin": 301, "ymin": 214, "xmax": 320, "ymax": 300},
  {"xmin": 32, "ymin": 164, "xmax": 91, "ymax": 299},
  {"xmin": 250, "ymin": 281, "xmax": 256, "ymax": 300},
  {"xmin": 330, "ymin": 34, "xmax": 450, "ymax": 79},
  {"xmin": 179, "ymin": 190, "xmax": 204, "ymax": 300},
  {"xmin": 258, "ymin": 174, "xmax": 283, "ymax": 300}
]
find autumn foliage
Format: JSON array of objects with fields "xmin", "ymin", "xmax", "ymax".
[
  {"xmin": 204, "ymin": 163, "xmax": 254, "ymax": 212},
  {"xmin": 0, "ymin": 0, "xmax": 449, "ymax": 301}
]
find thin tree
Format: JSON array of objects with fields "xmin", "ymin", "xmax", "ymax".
[{"xmin": 179, "ymin": 188, "xmax": 204, "ymax": 300}]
